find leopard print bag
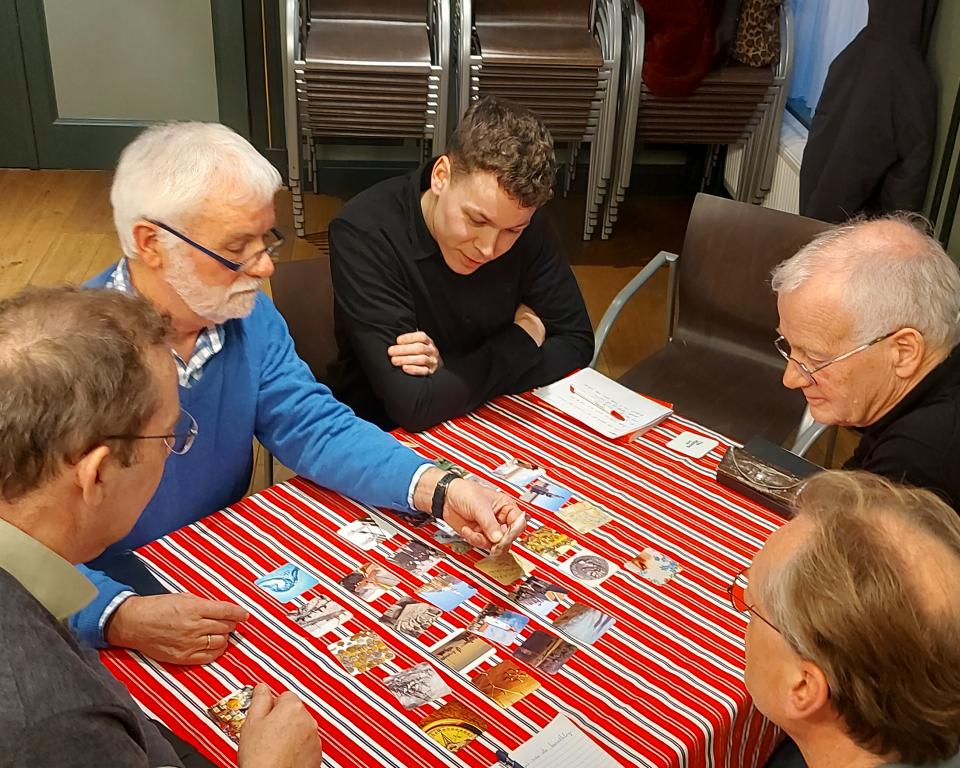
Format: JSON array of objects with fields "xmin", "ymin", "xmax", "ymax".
[{"xmin": 733, "ymin": 0, "xmax": 781, "ymax": 67}]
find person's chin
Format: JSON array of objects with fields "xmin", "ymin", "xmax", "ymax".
[{"xmin": 805, "ymin": 397, "xmax": 837, "ymax": 425}]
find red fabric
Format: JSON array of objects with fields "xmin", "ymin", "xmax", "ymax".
[
  {"xmin": 100, "ymin": 392, "xmax": 783, "ymax": 767},
  {"xmin": 640, "ymin": 0, "xmax": 722, "ymax": 96}
]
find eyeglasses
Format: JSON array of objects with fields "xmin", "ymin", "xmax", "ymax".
[
  {"xmin": 148, "ymin": 219, "xmax": 285, "ymax": 273},
  {"xmin": 106, "ymin": 408, "xmax": 198, "ymax": 455},
  {"xmin": 774, "ymin": 331, "xmax": 896, "ymax": 385},
  {"xmin": 728, "ymin": 568, "xmax": 780, "ymax": 635}
]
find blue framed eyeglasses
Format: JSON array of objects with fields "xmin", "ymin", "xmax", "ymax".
[{"xmin": 148, "ymin": 219, "xmax": 284, "ymax": 273}]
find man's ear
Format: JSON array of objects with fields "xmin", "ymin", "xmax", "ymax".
[
  {"xmin": 74, "ymin": 445, "xmax": 112, "ymax": 508},
  {"xmin": 132, "ymin": 221, "xmax": 164, "ymax": 269},
  {"xmin": 430, "ymin": 155, "xmax": 451, "ymax": 195},
  {"xmin": 784, "ymin": 660, "xmax": 832, "ymax": 721},
  {"xmin": 890, "ymin": 328, "xmax": 925, "ymax": 379}
]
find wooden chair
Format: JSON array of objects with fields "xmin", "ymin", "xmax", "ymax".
[
  {"xmin": 264, "ymin": 256, "xmax": 339, "ymax": 484},
  {"xmin": 594, "ymin": 192, "xmax": 830, "ymax": 448}
]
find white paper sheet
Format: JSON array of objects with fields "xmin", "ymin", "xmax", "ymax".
[
  {"xmin": 491, "ymin": 714, "xmax": 620, "ymax": 768},
  {"xmin": 533, "ymin": 368, "xmax": 672, "ymax": 439}
]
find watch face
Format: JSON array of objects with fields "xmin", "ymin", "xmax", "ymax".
[{"xmin": 418, "ymin": 700, "xmax": 489, "ymax": 752}]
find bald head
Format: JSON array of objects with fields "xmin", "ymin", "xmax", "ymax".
[{"xmin": 771, "ymin": 214, "xmax": 960, "ymax": 353}]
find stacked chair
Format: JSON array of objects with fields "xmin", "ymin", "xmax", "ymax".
[
  {"xmin": 601, "ymin": 0, "xmax": 795, "ymax": 239},
  {"xmin": 454, "ymin": 0, "xmax": 622, "ymax": 239},
  {"xmin": 283, "ymin": 0, "xmax": 451, "ymax": 235}
]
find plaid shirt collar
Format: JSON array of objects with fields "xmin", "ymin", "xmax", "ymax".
[{"xmin": 106, "ymin": 259, "xmax": 225, "ymax": 388}]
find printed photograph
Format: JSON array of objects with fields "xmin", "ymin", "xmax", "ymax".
[
  {"xmin": 328, "ymin": 629, "xmax": 396, "ymax": 675},
  {"xmin": 434, "ymin": 457, "xmax": 468, "ymax": 477},
  {"xmin": 513, "ymin": 630, "xmax": 577, "ymax": 675},
  {"xmin": 558, "ymin": 550, "xmax": 620, "ymax": 587},
  {"xmin": 382, "ymin": 662, "xmax": 453, "ymax": 710},
  {"xmin": 492, "ymin": 457, "xmax": 544, "ymax": 488},
  {"xmin": 476, "ymin": 551, "xmax": 536, "ymax": 586},
  {"xmin": 433, "ymin": 523, "xmax": 472, "ymax": 554},
  {"xmin": 206, "ymin": 685, "xmax": 254, "ymax": 743},
  {"xmin": 338, "ymin": 561, "xmax": 402, "ymax": 602},
  {"xmin": 416, "ymin": 572, "xmax": 478, "ymax": 612},
  {"xmin": 557, "ymin": 502, "xmax": 614, "ymax": 534},
  {"xmin": 520, "ymin": 479, "xmax": 573, "ymax": 512},
  {"xmin": 429, "ymin": 629, "xmax": 496, "ymax": 673},
  {"xmin": 287, "ymin": 595, "xmax": 352, "ymax": 638},
  {"xmin": 337, "ymin": 516, "xmax": 394, "ymax": 550},
  {"xmin": 254, "ymin": 563, "xmax": 320, "ymax": 603},
  {"xmin": 419, "ymin": 700, "xmax": 489, "ymax": 753},
  {"xmin": 466, "ymin": 603, "xmax": 530, "ymax": 646},
  {"xmin": 552, "ymin": 603, "xmax": 616, "ymax": 645},
  {"xmin": 388, "ymin": 540, "xmax": 444, "ymax": 577},
  {"xmin": 624, "ymin": 548, "xmax": 682, "ymax": 585},
  {"xmin": 380, "ymin": 597, "xmax": 442, "ymax": 638},
  {"xmin": 512, "ymin": 575, "xmax": 569, "ymax": 618},
  {"xmin": 519, "ymin": 526, "xmax": 577, "ymax": 561},
  {"xmin": 472, "ymin": 659, "xmax": 541, "ymax": 708}
]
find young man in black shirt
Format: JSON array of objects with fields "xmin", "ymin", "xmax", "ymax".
[{"xmin": 328, "ymin": 96, "xmax": 594, "ymax": 432}]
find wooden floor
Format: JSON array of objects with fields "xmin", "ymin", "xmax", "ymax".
[{"xmin": 0, "ymin": 168, "xmax": 847, "ymax": 487}]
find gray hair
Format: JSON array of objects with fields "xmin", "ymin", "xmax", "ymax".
[
  {"xmin": 770, "ymin": 214, "xmax": 960, "ymax": 351},
  {"xmin": 111, "ymin": 122, "xmax": 282, "ymax": 260}
]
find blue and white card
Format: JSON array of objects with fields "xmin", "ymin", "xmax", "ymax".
[{"xmin": 255, "ymin": 563, "xmax": 320, "ymax": 603}]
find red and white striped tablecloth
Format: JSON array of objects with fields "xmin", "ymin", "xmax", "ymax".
[{"xmin": 100, "ymin": 391, "xmax": 784, "ymax": 768}]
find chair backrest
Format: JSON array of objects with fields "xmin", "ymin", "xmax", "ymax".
[
  {"xmin": 269, "ymin": 256, "xmax": 339, "ymax": 383},
  {"xmin": 475, "ymin": 0, "xmax": 591, "ymax": 27},
  {"xmin": 674, "ymin": 193, "xmax": 830, "ymax": 365},
  {"xmin": 310, "ymin": 0, "xmax": 427, "ymax": 22}
]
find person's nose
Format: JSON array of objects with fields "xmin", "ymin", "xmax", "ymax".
[
  {"xmin": 245, "ymin": 253, "xmax": 275, "ymax": 279},
  {"xmin": 782, "ymin": 359, "xmax": 810, "ymax": 390},
  {"xmin": 475, "ymin": 228, "xmax": 497, "ymax": 261}
]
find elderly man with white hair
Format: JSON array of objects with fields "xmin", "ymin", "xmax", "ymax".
[
  {"xmin": 75, "ymin": 122, "xmax": 524, "ymax": 663},
  {"xmin": 772, "ymin": 214, "xmax": 960, "ymax": 506}
]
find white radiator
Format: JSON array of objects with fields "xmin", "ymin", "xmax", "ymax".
[{"xmin": 724, "ymin": 111, "xmax": 807, "ymax": 215}]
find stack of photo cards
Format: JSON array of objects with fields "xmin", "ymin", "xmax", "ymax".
[
  {"xmin": 382, "ymin": 662, "xmax": 452, "ymax": 710},
  {"xmin": 416, "ymin": 572, "xmax": 478, "ymax": 612},
  {"xmin": 466, "ymin": 603, "xmax": 530, "ymax": 646},
  {"xmin": 429, "ymin": 630, "xmax": 496, "ymax": 674},
  {"xmin": 472, "ymin": 659, "xmax": 541, "ymax": 708},
  {"xmin": 287, "ymin": 595, "xmax": 352, "ymax": 638},
  {"xmin": 338, "ymin": 561, "xmax": 401, "ymax": 603},
  {"xmin": 254, "ymin": 563, "xmax": 320, "ymax": 603}
]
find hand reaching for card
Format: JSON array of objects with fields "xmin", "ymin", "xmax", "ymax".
[
  {"xmin": 105, "ymin": 592, "xmax": 248, "ymax": 665},
  {"xmin": 444, "ymin": 478, "xmax": 527, "ymax": 550},
  {"xmin": 237, "ymin": 685, "xmax": 323, "ymax": 768}
]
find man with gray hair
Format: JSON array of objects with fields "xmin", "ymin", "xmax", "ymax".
[
  {"xmin": 771, "ymin": 215, "xmax": 960, "ymax": 506},
  {"xmin": 0, "ymin": 286, "xmax": 322, "ymax": 767},
  {"xmin": 733, "ymin": 471, "xmax": 960, "ymax": 767},
  {"xmin": 78, "ymin": 121, "xmax": 525, "ymax": 664}
]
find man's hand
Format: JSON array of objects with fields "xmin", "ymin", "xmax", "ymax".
[
  {"xmin": 514, "ymin": 303, "xmax": 546, "ymax": 347},
  {"xmin": 412, "ymin": 467, "xmax": 527, "ymax": 549},
  {"xmin": 388, "ymin": 331, "xmax": 442, "ymax": 376},
  {"xmin": 105, "ymin": 593, "xmax": 248, "ymax": 665},
  {"xmin": 238, "ymin": 684, "xmax": 323, "ymax": 768}
]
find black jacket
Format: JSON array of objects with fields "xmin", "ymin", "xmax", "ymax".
[{"xmin": 799, "ymin": 0, "xmax": 939, "ymax": 222}]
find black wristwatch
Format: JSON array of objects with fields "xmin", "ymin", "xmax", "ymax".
[{"xmin": 431, "ymin": 472, "xmax": 459, "ymax": 520}]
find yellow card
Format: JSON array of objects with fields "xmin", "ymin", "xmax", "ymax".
[
  {"xmin": 557, "ymin": 502, "xmax": 614, "ymax": 534},
  {"xmin": 476, "ymin": 552, "xmax": 536, "ymax": 586}
]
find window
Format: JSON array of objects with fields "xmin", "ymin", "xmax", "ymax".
[{"xmin": 787, "ymin": 0, "xmax": 869, "ymax": 127}]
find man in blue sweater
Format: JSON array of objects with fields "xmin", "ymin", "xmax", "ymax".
[{"xmin": 78, "ymin": 122, "xmax": 524, "ymax": 664}]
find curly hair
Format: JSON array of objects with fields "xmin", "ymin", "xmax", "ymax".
[{"xmin": 447, "ymin": 96, "xmax": 557, "ymax": 209}]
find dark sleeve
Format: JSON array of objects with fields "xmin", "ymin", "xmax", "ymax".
[
  {"xmin": 330, "ymin": 218, "xmax": 546, "ymax": 432},
  {"xmin": 880, "ymin": 73, "xmax": 936, "ymax": 212},
  {"xmin": 14, "ymin": 708, "xmax": 157, "ymax": 768},
  {"xmin": 507, "ymin": 219, "xmax": 594, "ymax": 394}
]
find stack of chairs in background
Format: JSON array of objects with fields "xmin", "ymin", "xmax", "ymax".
[
  {"xmin": 601, "ymin": 0, "xmax": 794, "ymax": 239},
  {"xmin": 454, "ymin": 0, "xmax": 621, "ymax": 239}
]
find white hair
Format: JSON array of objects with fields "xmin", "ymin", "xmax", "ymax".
[
  {"xmin": 111, "ymin": 122, "xmax": 282, "ymax": 260},
  {"xmin": 771, "ymin": 214, "xmax": 960, "ymax": 352}
]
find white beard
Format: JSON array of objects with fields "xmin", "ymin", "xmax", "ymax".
[{"xmin": 164, "ymin": 247, "xmax": 261, "ymax": 324}]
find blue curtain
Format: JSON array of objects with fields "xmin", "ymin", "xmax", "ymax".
[{"xmin": 789, "ymin": 0, "xmax": 869, "ymax": 115}]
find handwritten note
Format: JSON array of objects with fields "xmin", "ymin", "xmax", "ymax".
[
  {"xmin": 492, "ymin": 715, "xmax": 621, "ymax": 767},
  {"xmin": 534, "ymin": 368, "xmax": 672, "ymax": 439}
]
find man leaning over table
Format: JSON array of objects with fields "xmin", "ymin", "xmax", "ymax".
[
  {"xmin": 737, "ymin": 471, "xmax": 960, "ymax": 768},
  {"xmin": 76, "ymin": 121, "xmax": 525, "ymax": 665},
  {"xmin": 0, "ymin": 286, "xmax": 322, "ymax": 768},
  {"xmin": 772, "ymin": 214, "xmax": 960, "ymax": 507},
  {"xmin": 327, "ymin": 95, "xmax": 594, "ymax": 432}
]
